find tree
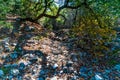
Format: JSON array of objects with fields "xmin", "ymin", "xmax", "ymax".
[
  {"xmin": 0, "ymin": 0, "xmax": 120, "ymax": 57},
  {"xmin": 0, "ymin": 0, "xmax": 89, "ymax": 22},
  {"xmin": 0, "ymin": 0, "xmax": 120, "ymax": 22},
  {"xmin": 71, "ymin": 0, "xmax": 119, "ymax": 57}
]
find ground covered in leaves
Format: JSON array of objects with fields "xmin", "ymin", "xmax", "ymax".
[{"xmin": 0, "ymin": 24, "xmax": 120, "ymax": 80}]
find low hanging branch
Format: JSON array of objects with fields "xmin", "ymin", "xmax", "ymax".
[
  {"xmin": 5, "ymin": 0, "xmax": 88, "ymax": 23},
  {"xmin": 34, "ymin": 0, "xmax": 87, "ymax": 21},
  {"xmin": 20, "ymin": 0, "xmax": 87, "ymax": 22}
]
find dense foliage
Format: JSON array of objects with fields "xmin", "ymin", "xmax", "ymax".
[
  {"xmin": 72, "ymin": 7, "xmax": 116, "ymax": 56},
  {"xmin": 71, "ymin": 0, "xmax": 119, "ymax": 57}
]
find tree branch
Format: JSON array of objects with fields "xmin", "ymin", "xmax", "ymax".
[
  {"xmin": 34, "ymin": 0, "xmax": 48, "ymax": 21},
  {"xmin": 15, "ymin": 0, "xmax": 87, "ymax": 23},
  {"xmin": 33, "ymin": 0, "xmax": 86, "ymax": 21}
]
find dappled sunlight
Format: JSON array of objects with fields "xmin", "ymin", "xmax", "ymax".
[{"xmin": 0, "ymin": 0, "xmax": 120, "ymax": 80}]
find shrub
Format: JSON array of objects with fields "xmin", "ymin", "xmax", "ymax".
[{"xmin": 72, "ymin": 8, "xmax": 116, "ymax": 57}]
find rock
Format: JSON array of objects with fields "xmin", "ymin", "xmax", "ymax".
[
  {"xmin": 3, "ymin": 44, "xmax": 11, "ymax": 52},
  {"xmin": 62, "ymin": 50, "xmax": 68, "ymax": 54},
  {"xmin": 23, "ymin": 26, "xmax": 35, "ymax": 32},
  {"xmin": 25, "ymin": 34, "xmax": 32, "ymax": 39},
  {"xmin": 80, "ymin": 73, "xmax": 88, "ymax": 78},
  {"xmin": 39, "ymin": 70, "xmax": 45, "ymax": 75},
  {"xmin": 6, "ymin": 75, "xmax": 13, "ymax": 80},
  {"xmin": 10, "ymin": 53, "xmax": 18, "ymax": 59},
  {"xmin": 12, "ymin": 63, "xmax": 18, "ymax": 68},
  {"xmin": 95, "ymin": 74, "xmax": 103, "ymax": 80},
  {"xmin": 68, "ymin": 67, "xmax": 74, "ymax": 73},
  {"xmin": 114, "ymin": 64, "xmax": 120, "ymax": 71},
  {"xmin": 29, "ymin": 57, "xmax": 38, "ymax": 63},
  {"xmin": 79, "ymin": 52, "xmax": 87, "ymax": 57},
  {"xmin": 52, "ymin": 49, "xmax": 62, "ymax": 55},
  {"xmin": 18, "ymin": 47, "xmax": 22, "ymax": 51},
  {"xmin": 88, "ymin": 70, "xmax": 93, "ymax": 76},
  {"xmin": 37, "ymin": 77, "xmax": 44, "ymax": 80},
  {"xmin": 29, "ymin": 54, "xmax": 35, "ymax": 58},
  {"xmin": 102, "ymin": 74, "xmax": 109, "ymax": 80},
  {"xmin": 63, "ymin": 66, "xmax": 68, "ymax": 73},
  {"xmin": 4, "ymin": 64, "xmax": 11, "ymax": 68},
  {"xmin": 72, "ymin": 57, "xmax": 78, "ymax": 62},
  {"xmin": 50, "ymin": 76, "xmax": 58, "ymax": 80},
  {"xmin": 10, "ymin": 69, "xmax": 19, "ymax": 76},
  {"xmin": 67, "ymin": 43, "xmax": 73, "ymax": 49},
  {"xmin": 4, "ymin": 42, "xmax": 9, "ymax": 46},
  {"xmin": 55, "ymin": 36, "xmax": 63, "ymax": 41},
  {"xmin": 4, "ymin": 45, "xmax": 9, "ymax": 48},
  {"xmin": 0, "ymin": 70, "xmax": 4, "ymax": 77},
  {"xmin": 35, "ymin": 51, "xmax": 43, "ymax": 56},
  {"xmin": 18, "ymin": 59, "xmax": 31, "ymax": 66},
  {"xmin": 53, "ymin": 63, "xmax": 58, "ymax": 69},
  {"xmin": 80, "ymin": 66, "xmax": 88, "ymax": 73},
  {"xmin": 79, "ymin": 67, "xmax": 88, "ymax": 78},
  {"xmin": 17, "ymin": 76, "xmax": 22, "ymax": 80},
  {"xmin": 49, "ymin": 32, "xmax": 55, "ymax": 38},
  {"xmin": 19, "ymin": 62, "xmax": 25, "ymax": 70},
  {"xmin": 105, "ymin": 69, "xmax": 111, "ymax": 74},
  {"xmin": 46, "ymin": 56, "xmax": 51, "ymax": 60},
  {"xmin": 32, "ymin": 69, "xmax": 37, "ymax": 74},
  {"xmin": 4, "ymin": 47, "xmax": 11, "ymax": 52},
  {"xmin": 1, "ymin": 54, "xmax": 7, "ymax": 59},
  {"xmin": 11, "ymin": 43, "xmax": 17, "ymax": 46},
  {"xmin": 70, "ymin": 54, "xmax": 78, "ymax": 62},
  {"xmin": 71, "ymin": 75, "xmax": 78, "ymax": 80},
  {"xmin": 23, "ymin": 76, "xmax": 31, "ymax": 80},
  {"xmin": 66, "ymin": 60, "xmax": 73, "ymax": 67},
  {"xmin": 74, "ymin": 70, "xmax": 77, "ymax": 74},
  {"xmin": 3, "ymin": 37, "xmax": 9, "ymax": 43},
  {"xmin": 73, "ymin": 57, "xmax": 78, "ymax": 62},
  {"xmin": 60, "ymin": 70, "xmax": 63, "ymax": 74}
]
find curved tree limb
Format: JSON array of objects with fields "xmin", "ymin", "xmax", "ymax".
[
  {"xmin": 6, "ymin": 0, "xmax": 88, "ymax": 23},
  {"xmin": 33, "ymin": 0, "xmax": 87, "ymax": 21}
]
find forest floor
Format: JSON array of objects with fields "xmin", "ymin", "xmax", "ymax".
[{"xmin": 0, "ymin": 22, "xmax": 120, "ymax": 80}]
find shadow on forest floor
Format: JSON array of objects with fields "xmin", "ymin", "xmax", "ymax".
[
  {"xmin": 0, "ymin": 20, "xmax": 120, "ymax": 80},
  {"xmin": 0, "ymin": 20, "xmax": 80, "ymax": 79}
]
